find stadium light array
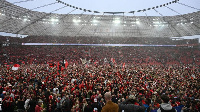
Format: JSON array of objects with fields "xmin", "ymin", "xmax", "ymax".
[
  {"xmin": 92, "ymin": 20, "xmax": 98, "ymax": 23},
  {"xmin": 136, "ymin": 20, "xmax": 140, "ymax": 24},
  {"xmin": 51, "ymin": 18, "xmax": 59, "ymax": 22},
  {"xmin": 0, "ymin": 13, "xmax": 5, "ymax": 16},
  {"xmin": 73, "ymin": 19, "xmax": 81, "ymax": 23},
  {"xmin": 153, "ymin": 21, "xmax": 160, "ymax": 24},
  {"xmin": 113, "ymin": 18, "xmax": 121, "ymax": 24},
  {"xmin": 23, "ymin": 18, "xmax": 28, "ymax": 21},
  {"xmin": 113, "ymin": 20, "xmax": 120, "ymax": 24}
]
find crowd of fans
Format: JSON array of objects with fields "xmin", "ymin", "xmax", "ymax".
[
  {"xmin": 0, "ymin": 35, "xmax": 199, "ymax": 45},
  {"xmin": 0, "ymin": 36, "xmax": 199, "ymax": 112},
  {"xmin": 0, "ymin": 62, "xmax": 199, "ymax": 112},
  {"xmin": 20, "ymin": 36, "xmax": 198, "ymax": 45},
  {"xmin": 1, "ymin": 45, "xmax": 200, "ymax": 66}
]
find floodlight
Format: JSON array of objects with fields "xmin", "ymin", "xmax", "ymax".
[
  {"xmin": 51, "ymin": 18, "xmax": 59, "ymax": 22},
  {"xmin": 136, "ymin": 21, "xmax": 140, "ymax": 24},
  {"xmin": 23, "ymin": 18, "xmax": 28, "ymax": 21},
  {"xmin": 153, "ymin": 21, "xmax": 160, "ymax": 24},
  {"xmin": 113, "ymin": 20, "xmax": 120, "ymax": 24},
  {"xmin": 73, "ymin": 19, "xmax": 81, "ymax": 23},
  {"xmin": 92, "ymin": 20, "xmax": 98, "ymax": 23}
]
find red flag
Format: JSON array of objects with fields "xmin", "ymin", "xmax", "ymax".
[
  {"xmin": 122, "ymin": 62, "xmax": 125, "ymax": 71},
  {"xmin": 57, "ymin": 62, "xmax": 60, "ymax": 70},
  {"xmin": 61, "ymin": 66, "xmax": 64, "ymax": 71},
  {"xmin": 65, "ymin": 60, "xmax": 68, "ymax": 68},
  {"xmin": 122, "ymin": 62, "xmax": 125, "ymax": 68},
  {"xmin": 14, "ymin": 64, "xmax": 20, "ymax": 67}
]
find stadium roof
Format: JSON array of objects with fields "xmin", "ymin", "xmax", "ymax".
[
  {"xmin": 0, "ymin": 0, "xmax": 200, "ymax": 37},
  {"xmin": 5, "ymin": 0, "xmax": 200, "ymax": 16}
]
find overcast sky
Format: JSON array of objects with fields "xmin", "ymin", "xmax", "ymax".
[{"xmin": 6, "ymin": 0, "xmax": 200, "ymax": 16}]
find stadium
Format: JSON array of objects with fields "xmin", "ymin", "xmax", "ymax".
[{"xmin": 0, "ymin": 0, "xmax": 200, "ymax": 112}]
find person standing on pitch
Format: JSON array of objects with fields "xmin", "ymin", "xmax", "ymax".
[{"xmin": 101, "ymin": 92, "xmax": 119, "ymax": 112}]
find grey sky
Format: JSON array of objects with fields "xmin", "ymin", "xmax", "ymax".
[{"xmin": 6, "ymin": 0, "xmax": 200, "ymax": 16}]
